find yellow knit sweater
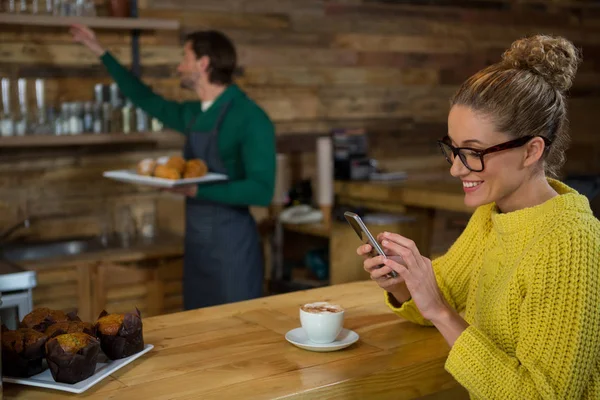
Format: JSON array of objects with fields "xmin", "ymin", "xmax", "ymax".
[{"xmin": 386, "ymin": 179, "xmax": 600, "ymax": 399}]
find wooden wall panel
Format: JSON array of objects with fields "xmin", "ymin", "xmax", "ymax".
[{"xmin": 1, "ymin": 0, "xmax": 600, "ymax": 242}]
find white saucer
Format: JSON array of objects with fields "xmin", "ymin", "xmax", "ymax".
[{"xmin": 285, "ymin": 328, "xmax": 359, "ymax": 352}]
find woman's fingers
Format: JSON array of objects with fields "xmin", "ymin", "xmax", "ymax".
[
  {"xmin": 356, "ymin": 244, "xmax": 372, "ymax": 256},
  {"xmin": 384, "ymin": 257, "xmax": 410, "ymax": 277},
  {"xmin": 370, "ymin": 265, "xmax": 394, "ymax": 280},
  {"xmin": 381, "ymin": 232, "xmax": 424, "ymax": 267},
  {"xmin": 363, "ymin": 255, "xmax": 386, "ymax": 272}
]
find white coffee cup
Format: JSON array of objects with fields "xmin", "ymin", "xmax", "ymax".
[{"xmin": 300, "ymin": 302, "xmax": 344, "ymax": 344}]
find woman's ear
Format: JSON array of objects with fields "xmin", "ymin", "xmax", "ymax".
[{"xmin": 523, "ymin": 137, "xmax": 547, "ymax": 167}]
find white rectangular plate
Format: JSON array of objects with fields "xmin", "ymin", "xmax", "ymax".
[
  {"xmin": 2, "ymin": 344, "xmax": 154, "ymax": 394},
  {"xmin": 103, "ymin": 169, "xmax": 228, "ymax": 188}
]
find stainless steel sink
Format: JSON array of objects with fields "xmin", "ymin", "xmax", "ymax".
[{"xmin": 0, "ymin": 237, "xmax": 108, "ymax": 262}]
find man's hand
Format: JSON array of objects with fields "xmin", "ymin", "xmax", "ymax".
[
  {"xmin": 163, "ymin": 185, "xmax": 198, "ymax": 198},
  {"xmin": 70, "ymin": 24, "xmax": 106, "ymax": 57}
]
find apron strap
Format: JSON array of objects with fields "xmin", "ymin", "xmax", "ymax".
[
  {"xmin": 211, "ymin": 101, "xmax": 233, "ymax": 137},
  {"xmin": 185, "ymin": 100, "xmax": 233, "ymax": 136},
  {"xmin": 184, "ymin": 111, "xmax": 200, "ymax": 135}
]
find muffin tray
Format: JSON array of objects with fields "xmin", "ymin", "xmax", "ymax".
[
  {"xmin": 2, "ymin": 344, "xmax": 154, "ymax": 394},
  {"xmin": 103, "ymin": 169, "xmax": 228, "ymax": 188}
]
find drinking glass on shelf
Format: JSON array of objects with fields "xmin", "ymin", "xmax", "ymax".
[
  {"xmin": 83, "ymin": 0, "xmax": 95, "ymax": 16},
  {"xmin": 116, "ymin": 206, "xmax": 137, "ymax": 248},
  {"xmin": 3, "ymin": 0, "xmax": 16, "ymax": 12},
  {"xmin": 13, "ymin": 0, "xmax": 26, "ymax": 13},
  {"xmin": 140, "ymin": 210, "xmax": 156, "ymax": 242},
  {"xmin": 0, "ymin": 78, "xmax": 13, "ymax": 137},
  {"xmin": 31, "ymin": 0, "xmax": 52, "ymax": 14}
]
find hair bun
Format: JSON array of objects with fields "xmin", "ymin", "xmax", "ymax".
[{"xmin": 501, "ymin": 35, "xmax": 581, "ymax": 92}]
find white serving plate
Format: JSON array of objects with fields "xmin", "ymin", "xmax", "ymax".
[
  {"xmin": 103, "ymin": 169, "xmax": 227, "ymax": 188},
  {"xmin": 2, "ymin": 344, "xmax": 154, "ymax": 394}
]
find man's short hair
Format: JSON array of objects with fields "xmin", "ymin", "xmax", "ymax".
[{"xmin": 185, "ymin": 30, "xmax": 237, "ymax": 85}]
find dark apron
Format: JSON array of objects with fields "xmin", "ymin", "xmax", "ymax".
[{"xmin": 182, "ymin": 102, "xmax": 264, "ymax": 310}]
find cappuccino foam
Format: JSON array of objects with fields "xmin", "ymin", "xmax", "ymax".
[{"xmin": 301, "ymin": 302, "xmax": 343, "ymax": 314}]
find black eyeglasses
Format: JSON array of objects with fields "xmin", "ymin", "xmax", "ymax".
[{"xmin": 437, "ymin": 135, "xmax": 552, "ymax": 172}]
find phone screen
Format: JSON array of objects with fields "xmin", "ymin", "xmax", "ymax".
[
  {"xmin": 344, "ymin": 211, "xmax": 398, "ymax": 278},
  {"xmin": 344, "ymin": 212, "xmax": 385, "ymax": 257}
]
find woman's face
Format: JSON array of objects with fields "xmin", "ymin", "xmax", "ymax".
[{"xmin": 446, "ymin": 105, "xmax": 537, "ymax": 209}]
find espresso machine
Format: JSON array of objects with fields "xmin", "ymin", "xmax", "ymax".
[{"xmin": 332, "ymin": 128, "xmax": 374, "ymax": 181}]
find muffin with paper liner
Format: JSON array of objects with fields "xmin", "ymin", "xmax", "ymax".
[{"xmin": 95, "ymin": 308, "xmax": 144, "ymax": 360}]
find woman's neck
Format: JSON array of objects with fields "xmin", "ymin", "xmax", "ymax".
[{"xmin": 496, "ymin": 174, "xmax": 558, "ymax": 213}]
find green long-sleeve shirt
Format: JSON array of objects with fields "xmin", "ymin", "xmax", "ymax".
[{"xmin": 100, "ymin": 52, "xmax": 276, "ymax": 207}]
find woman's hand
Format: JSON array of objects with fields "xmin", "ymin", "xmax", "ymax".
[
  {"xmin": 379, "ymin": 232, "xmax": 449, "ymax": 322},
  {"xmin": 357, "ymin": 244, "xmax": 409, "ymax": 302},
  {"xmin": 70, "ymin": 24, "xmax": 106, "ymax": 57}
]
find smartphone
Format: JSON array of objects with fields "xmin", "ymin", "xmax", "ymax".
[{"xmin": 344, "ymin": 211, "xmax": 398, "ymax": 278}]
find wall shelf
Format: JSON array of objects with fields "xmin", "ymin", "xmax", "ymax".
[
  {"xmin": 0, "ymin": 13, "xmax": 179, "ymax": 30},
  {"xmin": 0, "ymin": 132, "xmax": 184, "ymax": 149}
]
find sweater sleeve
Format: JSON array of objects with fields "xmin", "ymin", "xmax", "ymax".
[
  {"xmin": 100, "ymin": 52, "xmax": 199, "ymax": 133},
  {"xmin": 195, "ymin": 109, "xmax": 276, "ymax": 207},
  {"xmin": 385, "ymin": 205, "xmax": 490, "ymax": 326},
  {"xmin": 445, "ymin": 225, "xmax": 600, "ymax": 399}
]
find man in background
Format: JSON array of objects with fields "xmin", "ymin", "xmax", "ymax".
[{"xmin": 71, "ymin": 25, "xmax": 276, "ymax": 310}]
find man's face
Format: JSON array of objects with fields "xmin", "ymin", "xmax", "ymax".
[{"xmin": 176, "ymin": 41, "xmax": 207, "ymax": 90}]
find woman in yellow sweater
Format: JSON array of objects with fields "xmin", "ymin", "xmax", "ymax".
[{"xmin": 357, "ymin": 35, "xmax": 600, "ymax": 399}]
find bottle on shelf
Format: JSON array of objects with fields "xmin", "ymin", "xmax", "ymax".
[
  {"xmin": 109, "ymin": 83, "xmax": 123, "ymax": 133},
  {"xmin": 101, "ymin": 102, "xmax": 111, "ymax": 133},
  {"xmin": 31, "ymin": 0, "xmax": 53, "ymax": 14},
  {"xmin": 121, "ymin": 99, "xmax": 135, "ymax": 134},
  {"xmin": 32, "ymin": 78, "xmax": 53, "ymax": 135},
  {"xmin": 0, "ymin": 78, "xmax": 14, "ymax": 137},
  {"xmin": 151, "ymin": 117, "xmax": 163, "ymax": 132},
  {"xmin": 136, "ymin": 107, "xmax": 148, "ymax": 132},
  {"xmin": 14, "ymin": 78, "xmax": 29, "ymax": 137},
  {"xmin": 83, "ymin": 101, "xmax": 94, "ymax": 133},
  {"xmin": 92, "ymin": 102, "xmax": 102, "ymax": 133}
]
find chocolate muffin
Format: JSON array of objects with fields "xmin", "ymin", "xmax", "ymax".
[
  {"xmin": 45, "ymin": 332, "xmax": 100, "ymax": 384},
  {"xmin": 45, "ymin": 320, "xmax": 96, "ymax": 339},
  {"xmin": 20, "ymin": 307, "xmax": 71, "ymax": 333},
  {"xmin": 95, "ymin": 309, "xmax": 144, "ymax": 360},
  {"xmin": 1, "ymin": 325, "xmax": 48, "ymax": 377}
]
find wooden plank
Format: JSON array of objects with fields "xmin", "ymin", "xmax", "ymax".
[
  {"xmin": 323, "ymin": 2, "xmax": 581, "ymax": 28},
  {"xmin": 141, "ymin": 9, "xmax": 290, "ymax": 30},
  {"xmin": 32, "ymin": 283, "xmax": 77, "ymax": 303},
  {"xmin": 318, "ymin": 86, "xmax": 456, "ymax": 121},
  {"xmin": 0, "ymin": 42, "xmax": 179, "ymax": 65},
  {"xmin": 31, "ymin": 267, "xmax": 78, "ymax": 285},
  {"xmin": 0, "ymin": 28, "xmax": 175, "ymax": 46},
  {"xmin": 105, "ymin": 299, "xmax": 147, "ymax": 314},
  {"xmin": 238, "ymin": 66, "xmax": 439, "ymax": 86},
  {"xmin": 333, "ymin": 33, "xmax": 469, "ymax": 53},
  {"xmin": 0, "ymin": 13, "xmax": 180, "ymax": 30},
  {"xmin": 164, "ymin": 281, "xmax": 182, "ymax": 295},
  {"xmin": 107, "ymin": 283, "xmax": 149, "ymax": 301},
  {"xmin": 77, "ymin": 263, "xmax": 93, "ymax": 321},
  {"xmin": 99, "ymin": 262, "xmax": 152, "ymax": 286},
  {"xmin": 0, "ymin": 63, "xmax": 175, "ymax": 79},
  {"xmin": 238, "ymin": 45, "xmax": 357, "ymax": 67},
  {"xmin": 148, "ymin": 0, "xmax": 325, "ymax": 15},
  {"xmin": 163, "ymin": 294, "xmax": 183, "ymax": 310},
  {"xmin": 0, "ymin": 132, "xmax": 179, "ymax": 149}
]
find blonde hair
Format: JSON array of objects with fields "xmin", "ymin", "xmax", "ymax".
[{"xmin": 451, "ymin": 35, "xmax": 582, "ymax": 178}]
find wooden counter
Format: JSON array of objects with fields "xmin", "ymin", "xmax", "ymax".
[
  {"xmin": 4, "ymin": 281, "xmax": 468, "ymax": 400},
  {"xmin": 19, "ymin": 235, "xmax": 185, "ymax": 321}
]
